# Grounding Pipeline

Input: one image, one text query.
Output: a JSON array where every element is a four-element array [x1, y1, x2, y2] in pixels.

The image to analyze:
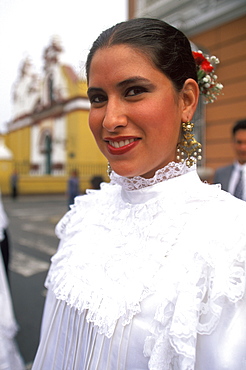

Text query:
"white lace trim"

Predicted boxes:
[[110, 161, 192, 190], [48, 169, 246, 370]]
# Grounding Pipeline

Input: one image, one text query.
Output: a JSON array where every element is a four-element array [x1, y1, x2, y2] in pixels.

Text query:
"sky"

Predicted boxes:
[[0, 0, 128, 131]]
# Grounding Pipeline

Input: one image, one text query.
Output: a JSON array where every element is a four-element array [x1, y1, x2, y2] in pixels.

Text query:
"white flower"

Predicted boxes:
[[217, 83, 224, 90], [210, 56, 220, 64]]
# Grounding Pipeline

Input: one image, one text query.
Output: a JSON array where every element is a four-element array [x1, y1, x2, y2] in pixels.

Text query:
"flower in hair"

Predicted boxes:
[[193, 51, 223, 104]]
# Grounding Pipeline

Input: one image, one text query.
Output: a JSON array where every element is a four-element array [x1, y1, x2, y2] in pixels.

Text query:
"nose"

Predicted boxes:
[[102, 99, 127, 132]]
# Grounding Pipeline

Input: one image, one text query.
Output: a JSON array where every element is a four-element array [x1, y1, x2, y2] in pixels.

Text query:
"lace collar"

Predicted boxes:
[[110, 161, 194, 191]]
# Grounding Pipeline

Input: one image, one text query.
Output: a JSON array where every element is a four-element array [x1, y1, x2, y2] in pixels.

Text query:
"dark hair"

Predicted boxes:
[[86, 18, 197, 92], [232, 119, 246, 136]]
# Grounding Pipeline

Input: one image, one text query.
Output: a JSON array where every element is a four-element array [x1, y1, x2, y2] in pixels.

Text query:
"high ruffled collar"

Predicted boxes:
[[110, 161, 194, 191]]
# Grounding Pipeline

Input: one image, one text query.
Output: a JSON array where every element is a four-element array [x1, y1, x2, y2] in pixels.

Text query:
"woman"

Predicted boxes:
[[32, 18, 246, 369]]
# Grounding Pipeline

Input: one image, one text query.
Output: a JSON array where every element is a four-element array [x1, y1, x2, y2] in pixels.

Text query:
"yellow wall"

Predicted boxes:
[[0, 160, 13, 194], [1, 127, 30, 194], [67, 111, 105, 163], [5, 126, 30, 167], [19, 175, 67, 194], [61, 66, 88, 98]]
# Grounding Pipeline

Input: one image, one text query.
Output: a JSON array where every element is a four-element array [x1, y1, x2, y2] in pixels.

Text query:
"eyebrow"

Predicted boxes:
[[87, 87, 103, 96], [87, 76, 151, 95], [117, 76, 151, 88]]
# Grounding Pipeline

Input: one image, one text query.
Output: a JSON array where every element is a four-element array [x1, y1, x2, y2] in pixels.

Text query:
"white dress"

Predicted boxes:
[[32, 162, 246, 370], [0, 195, 25, 370]]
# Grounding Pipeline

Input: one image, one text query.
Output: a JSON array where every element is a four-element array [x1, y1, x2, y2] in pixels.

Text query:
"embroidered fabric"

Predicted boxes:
[[48, 165, 246, 370], [110, 160, 192, 190]]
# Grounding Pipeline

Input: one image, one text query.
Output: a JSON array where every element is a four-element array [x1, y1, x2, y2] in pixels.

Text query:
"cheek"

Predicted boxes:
[[89, 111, 100, 138], [88, 111, 108, 156], [144, 101, 179, 135]]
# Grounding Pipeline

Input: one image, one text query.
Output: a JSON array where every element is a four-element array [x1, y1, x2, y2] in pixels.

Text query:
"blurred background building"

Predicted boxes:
[[129, 0, 246, 181], [0, 36, 107, 195]]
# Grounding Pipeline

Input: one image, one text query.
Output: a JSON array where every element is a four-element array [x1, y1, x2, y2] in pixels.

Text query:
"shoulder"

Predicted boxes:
[[183, 179, 246, 247], [214, 164, 234, 177], [196, 182, 246, 222]]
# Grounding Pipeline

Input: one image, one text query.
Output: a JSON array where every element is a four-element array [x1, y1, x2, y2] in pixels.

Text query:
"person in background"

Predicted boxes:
[[0, 192, 10, 279], [90, 175, 104, 190], [67, 169, 80, 208], [33, 18, 246, 370], [214, 119, 246, 200], [10, 170, 19, 200]]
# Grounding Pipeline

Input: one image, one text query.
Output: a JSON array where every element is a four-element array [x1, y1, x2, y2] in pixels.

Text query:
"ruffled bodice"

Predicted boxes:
[[43, 162, 246, 370]]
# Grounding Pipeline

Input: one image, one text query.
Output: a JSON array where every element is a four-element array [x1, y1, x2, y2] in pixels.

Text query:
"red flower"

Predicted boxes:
[[192, 51, 206, 64], [201, 59, 214, 72], [192, 51, 223, 103], [192, 51, 214, 72]]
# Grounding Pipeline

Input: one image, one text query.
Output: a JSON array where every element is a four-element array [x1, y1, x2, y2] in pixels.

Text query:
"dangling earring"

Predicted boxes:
[[107, 162, 112, 177], [176, 121, 202, 168]]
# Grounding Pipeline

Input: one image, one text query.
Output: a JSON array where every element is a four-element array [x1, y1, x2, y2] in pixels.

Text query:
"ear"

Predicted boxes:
[[180, 79, 199, 122]]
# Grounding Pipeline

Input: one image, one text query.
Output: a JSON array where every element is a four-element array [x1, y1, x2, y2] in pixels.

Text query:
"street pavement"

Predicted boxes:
[[2, 194, 68, 369]]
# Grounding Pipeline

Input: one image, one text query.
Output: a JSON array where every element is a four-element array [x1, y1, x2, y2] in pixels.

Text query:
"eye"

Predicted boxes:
[[125, 86, 148, 97], [89, 94, 107, 105]]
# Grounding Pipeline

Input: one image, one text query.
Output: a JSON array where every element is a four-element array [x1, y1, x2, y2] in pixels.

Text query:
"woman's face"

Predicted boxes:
[[87, 45, 189, 178]]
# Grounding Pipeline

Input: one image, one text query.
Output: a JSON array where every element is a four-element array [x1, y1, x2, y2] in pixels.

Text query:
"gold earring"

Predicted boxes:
[[176, 121, 202, 168], [107, 162, 112, 177]]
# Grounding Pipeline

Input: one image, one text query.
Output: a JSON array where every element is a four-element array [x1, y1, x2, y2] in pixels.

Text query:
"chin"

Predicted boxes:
[[110, 164, 141, 178], [112, 166, 157, 179], [113, 169, 139, 178]]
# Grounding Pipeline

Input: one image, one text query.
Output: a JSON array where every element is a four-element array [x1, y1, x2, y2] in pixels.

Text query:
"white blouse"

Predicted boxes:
[[32, 162, 246, 370]]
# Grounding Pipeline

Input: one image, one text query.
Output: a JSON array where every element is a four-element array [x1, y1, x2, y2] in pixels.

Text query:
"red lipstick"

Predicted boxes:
[[104, 137, 140, 155]]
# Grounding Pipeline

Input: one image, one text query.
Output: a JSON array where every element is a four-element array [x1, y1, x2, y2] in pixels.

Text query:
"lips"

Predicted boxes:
[[105, 137, 140, 155]]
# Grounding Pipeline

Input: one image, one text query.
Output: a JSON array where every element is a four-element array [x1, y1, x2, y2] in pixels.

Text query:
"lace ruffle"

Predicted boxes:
[[143, 193, 246, 370], [50, 182, 184, 337], [110, 161, 192, 190], [145, 229, 246, 369], [49, 169, 246, 370]]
